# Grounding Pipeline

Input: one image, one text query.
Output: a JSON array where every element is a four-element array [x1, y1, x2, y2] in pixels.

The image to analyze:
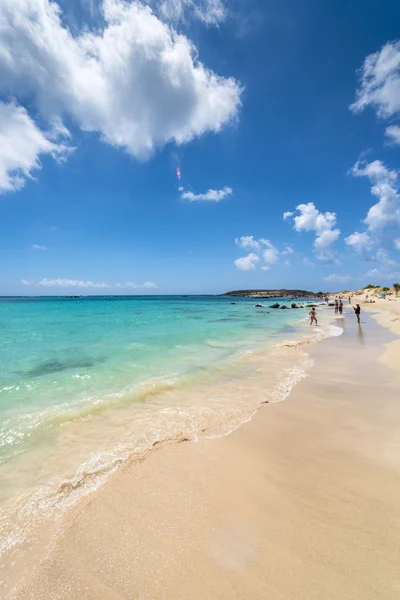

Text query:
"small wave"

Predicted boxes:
[[0, 314, 344, 569]]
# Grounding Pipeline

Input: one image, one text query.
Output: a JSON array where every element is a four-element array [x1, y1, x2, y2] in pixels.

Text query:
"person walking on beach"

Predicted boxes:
[[339, 300, 343, 315], [348, 295, 351, 304], [353, 304, 361, 324], [334, 299, 339, 314], [309, 308, 318, 326]]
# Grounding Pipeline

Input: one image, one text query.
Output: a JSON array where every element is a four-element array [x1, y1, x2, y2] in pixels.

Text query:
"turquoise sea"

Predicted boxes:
[[0, 295, 336, 568]]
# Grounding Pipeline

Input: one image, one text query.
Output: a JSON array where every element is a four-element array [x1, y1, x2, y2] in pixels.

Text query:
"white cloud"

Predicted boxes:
[[314, 228, 340, 252], [386, 124, 400, 145], [21, 278, 157, 289], [36, 279, 110, 288], [375, 248, 397, 267], [351, 158, 400, 231], [262, 242, 279, 265], [234, 253, 259, 271], [323, 274, 351, 283], [0, 0, 241, 182], [283, 260, 291, 267], [0, 102, 71, 193], [394, 238, 400, 250], [351, 40, 400, 119], [345, 231, 373, 254], [116, 281, 158, 289], [365, 266, 400, 281], [234, 237, 290, 271], [235, 235, 261, 251], [292, 202, 337, 234], [158, 0, 225, 25], [286, 202, 340, 261], [182, 186, 232, 202], [31, 244, 48, 251], [283, 211, 293, 220], [346, 159, 400, 265]]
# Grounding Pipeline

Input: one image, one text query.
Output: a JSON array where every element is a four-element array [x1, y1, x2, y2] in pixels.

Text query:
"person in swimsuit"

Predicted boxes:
[[309, 308, 318, 326], [353, 304, 361, 323], [339, 300, 343, 315], [334, 299, 339, 314]]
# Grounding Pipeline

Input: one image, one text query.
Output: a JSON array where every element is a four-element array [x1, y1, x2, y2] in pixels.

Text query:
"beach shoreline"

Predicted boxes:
[[5, 300, 400, 599]]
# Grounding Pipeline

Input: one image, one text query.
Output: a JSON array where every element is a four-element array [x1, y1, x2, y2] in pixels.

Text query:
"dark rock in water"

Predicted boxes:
[[328, 303, 335, 306], [230, 302, 236, 304], [280, 305, 288, 309], [291, 303, 299, 308], [306, 304, 317, 308], [254, 304, 263, 308], [270, 303, 280, 308]]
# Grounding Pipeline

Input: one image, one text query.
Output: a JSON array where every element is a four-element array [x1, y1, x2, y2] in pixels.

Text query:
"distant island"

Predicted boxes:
[[222, 289, 318, 298]]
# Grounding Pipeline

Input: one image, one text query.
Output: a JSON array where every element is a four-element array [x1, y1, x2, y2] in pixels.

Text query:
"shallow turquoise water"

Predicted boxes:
[[1, 294, 328, 561], [0, 295, 307, 466]]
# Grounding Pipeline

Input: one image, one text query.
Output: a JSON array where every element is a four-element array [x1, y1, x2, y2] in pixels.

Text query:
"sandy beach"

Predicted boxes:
[[8, 300, 400, 600]]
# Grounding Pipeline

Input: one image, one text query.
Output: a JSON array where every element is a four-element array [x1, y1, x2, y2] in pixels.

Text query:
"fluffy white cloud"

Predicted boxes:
[[285, 202, 340, 261], [283, 211, 293, 220], [31, 244, 48, 250], [386, 124, 400, 145], [314, 228, 340, 252], [158, 0, 225, 24], [0, 102, 71, 193], [262, 242, 279, 265], [351, 40, 400, 119], [345, 231, 373, 254], [351, 158, 400, 231], [234, 253, 259, 271], [324, 274, 351, 283], [394, 238, 400, 250], [21, 278, 157, 288], [346, 159, 400, 265], [292, 202, 337, 234], [234, 237, 290, 271], [181, 186, 232, 202], [234, 235, 261, 251], [0, 0, 241, 179]]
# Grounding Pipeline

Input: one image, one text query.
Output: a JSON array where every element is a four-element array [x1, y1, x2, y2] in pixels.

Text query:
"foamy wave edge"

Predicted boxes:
[[0, 319, 343, 562]]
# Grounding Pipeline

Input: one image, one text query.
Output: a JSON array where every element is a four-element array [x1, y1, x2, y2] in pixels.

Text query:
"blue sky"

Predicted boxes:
[[1, 0, 400, 295]]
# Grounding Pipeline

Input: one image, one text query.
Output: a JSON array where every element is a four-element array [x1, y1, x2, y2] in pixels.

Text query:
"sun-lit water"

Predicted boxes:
[[0, 294, 338, 569]]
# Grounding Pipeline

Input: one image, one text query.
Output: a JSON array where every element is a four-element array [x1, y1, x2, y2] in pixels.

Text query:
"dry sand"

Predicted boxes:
[[10, 304, 400, 600]]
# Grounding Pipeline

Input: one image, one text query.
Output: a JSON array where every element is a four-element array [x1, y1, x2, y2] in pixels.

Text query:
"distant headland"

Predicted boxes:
[[222, 289, 317, 298]]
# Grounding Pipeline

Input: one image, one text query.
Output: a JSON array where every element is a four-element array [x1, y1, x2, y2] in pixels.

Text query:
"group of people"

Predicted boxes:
[[334, 298, 344, 315], [308, 297, 361, 326]]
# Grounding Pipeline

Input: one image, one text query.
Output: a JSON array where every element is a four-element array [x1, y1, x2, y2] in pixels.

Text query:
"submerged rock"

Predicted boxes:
[[291, 303, 299, 308], [280, 305, 288, 309], [270, 303, 280, 308]]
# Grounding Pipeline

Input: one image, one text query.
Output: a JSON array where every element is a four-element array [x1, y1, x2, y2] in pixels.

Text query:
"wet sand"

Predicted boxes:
[[9, 306, 400, 599]]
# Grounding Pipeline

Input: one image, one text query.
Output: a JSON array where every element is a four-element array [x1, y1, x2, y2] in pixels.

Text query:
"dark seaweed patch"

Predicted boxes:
[[23, 358, 97, 377]]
